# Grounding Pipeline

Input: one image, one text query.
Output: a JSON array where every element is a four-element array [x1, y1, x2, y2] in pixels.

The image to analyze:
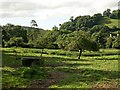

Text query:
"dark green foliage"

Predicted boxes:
[[14, 67, 47, 80], [112, 37, 120, 49], [109, 9, 120, 19], [90, 25, 109, 33], [103, 9, 111, 17], [9, 67, 47, 82], [75, 15, 94, 29], [106, 37, 113, 48], [5, 37, 24, 47], [92, 31, 108, 48], [92, 13, 103, 25], [52, 25, 59, 31], [59, 21, 75, 31], [2, 24, 28, 42], [30, 20, 38, 27]]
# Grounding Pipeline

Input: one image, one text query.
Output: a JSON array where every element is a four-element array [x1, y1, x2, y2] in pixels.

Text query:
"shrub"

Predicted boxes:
[[14, 67, 47, 80]]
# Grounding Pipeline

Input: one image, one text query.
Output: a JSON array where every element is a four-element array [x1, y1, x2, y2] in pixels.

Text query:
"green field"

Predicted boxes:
[[105, 19, 119, 28], [1, 47, 120, 89], [100, 17, 119, 28]]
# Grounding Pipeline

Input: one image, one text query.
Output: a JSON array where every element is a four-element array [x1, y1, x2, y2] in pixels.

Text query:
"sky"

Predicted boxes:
[[0, 0, 119, 30]]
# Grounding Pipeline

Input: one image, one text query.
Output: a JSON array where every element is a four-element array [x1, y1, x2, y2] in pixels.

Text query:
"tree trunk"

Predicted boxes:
[[40, 49, 43, 59], [78, 49, 82, 59]]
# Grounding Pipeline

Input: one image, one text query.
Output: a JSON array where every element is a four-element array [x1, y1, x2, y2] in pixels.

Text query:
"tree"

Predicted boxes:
[[109, 9, 120, 19], [75, 15, 94, 29], [103, 9, 111, 17], [52, 25, 58, 31], [92, 13, 103, 25], [69, 16, 74, 22], [1, 24, 28, 47], [5, 37, 24, 47], [106, 37, 113, 48], [30, 20, 38, 27], [59, 21, 75, 31], [57, 31, 99, 59]]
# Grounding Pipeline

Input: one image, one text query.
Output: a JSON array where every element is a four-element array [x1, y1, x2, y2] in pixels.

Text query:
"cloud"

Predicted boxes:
[[0, 0, 119, 19], [0, 0, 92, 11]]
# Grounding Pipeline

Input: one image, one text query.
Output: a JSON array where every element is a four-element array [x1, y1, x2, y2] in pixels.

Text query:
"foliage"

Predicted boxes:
[[63, 31, 99, 51], [109, 9, 120, 19], [5, 37, 24, 47], [90, 25, 109, 33], [52, 25, 59, 31], [106, 37, 113, 48], [1, 9, 120, 50], [112, 37, 120, 49], [56, 30, 99, 59], [2, 24, 28, 42], [34, 30, 60, 49], [14, 67, 47, 80], [103, 9, 111, 17], [91, 31, 108, 48], [30, 20, 38, 27]]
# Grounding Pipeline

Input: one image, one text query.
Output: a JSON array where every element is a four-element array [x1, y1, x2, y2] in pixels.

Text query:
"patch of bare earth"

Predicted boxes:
[[29, 71, 67, 89], [92, 81, 119, 90]]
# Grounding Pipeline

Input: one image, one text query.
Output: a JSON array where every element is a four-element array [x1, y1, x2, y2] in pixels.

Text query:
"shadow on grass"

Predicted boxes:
[[2, 51, 119, 88], [42, 56, 92, 67], [2, 53, 22, 68], [100, 17, 112, 25], [43, 56, 91, 62], [95, 58, 119, 60]]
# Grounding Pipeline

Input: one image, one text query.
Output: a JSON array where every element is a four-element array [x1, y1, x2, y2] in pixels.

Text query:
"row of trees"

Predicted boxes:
[[103, 9, 120, 19], [57, 9, 120, 33], [1, 9, 120, 59], [2, 24, 119, 48]]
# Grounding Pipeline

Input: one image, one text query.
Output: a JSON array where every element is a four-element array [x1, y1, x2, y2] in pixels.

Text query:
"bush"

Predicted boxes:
[[5, 37, 24, 47], [14, 67, 47, 80]]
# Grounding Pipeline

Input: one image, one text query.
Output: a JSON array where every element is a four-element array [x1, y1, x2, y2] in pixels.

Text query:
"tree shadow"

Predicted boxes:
[[2, 51, 94, 68], [43, 56, 91, 62], [95, 58, 119, 60], [101, 17, 111, 24], [42, 56, 92, 67], [2, 50, 119, 88]]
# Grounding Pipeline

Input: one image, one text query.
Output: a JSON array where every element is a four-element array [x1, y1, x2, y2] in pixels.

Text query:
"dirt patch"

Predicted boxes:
[[29, 71, 67, 88], [92, 81, 119, 90]]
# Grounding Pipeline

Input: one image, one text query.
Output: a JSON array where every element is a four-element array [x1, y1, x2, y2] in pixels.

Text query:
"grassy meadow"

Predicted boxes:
[[1, 47, 120, 89], [100, 17, 119, 28]]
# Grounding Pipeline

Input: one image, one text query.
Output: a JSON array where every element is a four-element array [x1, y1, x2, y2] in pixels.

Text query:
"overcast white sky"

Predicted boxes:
[[0, 0, 119, 29]]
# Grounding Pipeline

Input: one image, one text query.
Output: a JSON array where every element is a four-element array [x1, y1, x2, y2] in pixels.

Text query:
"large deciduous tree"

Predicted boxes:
[[57, 31, 99, 59]]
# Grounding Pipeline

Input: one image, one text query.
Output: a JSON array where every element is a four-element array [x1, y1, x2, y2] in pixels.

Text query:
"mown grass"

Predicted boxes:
[[1, 47, 119, 57], [105, 18, 119, 28], [1, 47, 119, 88], [98, 17, 119, 28]]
